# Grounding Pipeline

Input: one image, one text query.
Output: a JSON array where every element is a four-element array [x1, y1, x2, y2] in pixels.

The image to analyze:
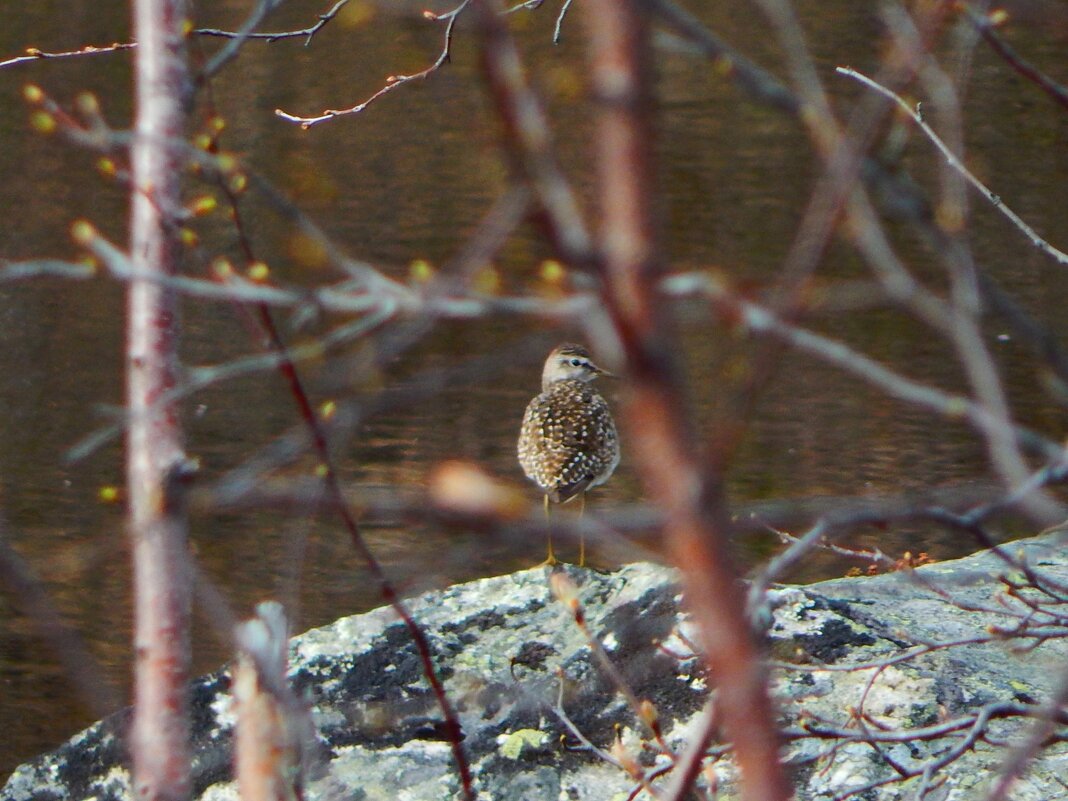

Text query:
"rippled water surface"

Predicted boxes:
[[2, 0, 1068, 778]]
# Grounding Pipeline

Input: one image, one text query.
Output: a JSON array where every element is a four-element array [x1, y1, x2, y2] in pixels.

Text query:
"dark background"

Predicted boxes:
[[2, 0, 1067, 777]]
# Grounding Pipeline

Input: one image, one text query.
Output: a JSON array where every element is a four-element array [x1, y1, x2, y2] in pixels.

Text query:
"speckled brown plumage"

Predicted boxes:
[[517, 344, 620, 504]]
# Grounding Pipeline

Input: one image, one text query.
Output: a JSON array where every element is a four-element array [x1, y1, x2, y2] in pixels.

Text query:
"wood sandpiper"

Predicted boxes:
[[517, 343, 620, 565]]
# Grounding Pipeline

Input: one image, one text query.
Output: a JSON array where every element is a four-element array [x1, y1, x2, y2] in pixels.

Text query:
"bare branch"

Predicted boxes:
[[987, 665, 1068, 801], [195, 0, 353, 45], [0, 42, 135, 70], [471, 0, 596, 268], [838, 66, 1068, 267], [0, 519, 122, 717], [233, 602, 310, 801], [553, 0, 575, 43], [662, 272, 1063, 463], [0, 259, 97, 281], [200, 0, 287, 79], [581, 3, 789, 801], [962, 3, 1068, 113], [644, 0, 798, 112], [276, 1, 470, 127]]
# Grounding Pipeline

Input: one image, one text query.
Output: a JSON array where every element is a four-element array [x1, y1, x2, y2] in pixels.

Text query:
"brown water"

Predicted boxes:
[[3, 0, 1068, 779]]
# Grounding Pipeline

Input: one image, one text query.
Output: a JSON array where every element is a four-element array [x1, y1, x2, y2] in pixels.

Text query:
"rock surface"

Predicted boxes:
[[4, 534, 1068, 800]]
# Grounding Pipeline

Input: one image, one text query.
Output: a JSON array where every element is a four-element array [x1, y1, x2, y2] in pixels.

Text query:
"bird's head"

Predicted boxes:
[[542, 344, 612, 389]]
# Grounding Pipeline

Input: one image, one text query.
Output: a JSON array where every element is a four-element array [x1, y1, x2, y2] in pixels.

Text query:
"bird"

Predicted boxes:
[[517, 343, 620, 566]]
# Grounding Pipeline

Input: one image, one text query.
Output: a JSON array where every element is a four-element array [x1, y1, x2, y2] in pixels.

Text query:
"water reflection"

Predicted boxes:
[[3, 0, 1068, 780]]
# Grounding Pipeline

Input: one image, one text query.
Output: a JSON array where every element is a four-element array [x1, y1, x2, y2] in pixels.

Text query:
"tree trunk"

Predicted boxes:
[[126, 1, 193, 799]]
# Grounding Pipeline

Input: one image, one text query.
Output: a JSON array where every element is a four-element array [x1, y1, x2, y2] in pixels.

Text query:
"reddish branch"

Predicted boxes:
[[250, 306, 475, 800], [193, 75, 473, 794], [580, 3, 789, 801], [962, 4, 1068, 113], [125, 1, 195, 800]]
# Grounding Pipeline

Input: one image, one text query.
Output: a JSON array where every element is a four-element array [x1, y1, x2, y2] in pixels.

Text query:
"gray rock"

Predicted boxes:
[[5, 535, 1068, 800]]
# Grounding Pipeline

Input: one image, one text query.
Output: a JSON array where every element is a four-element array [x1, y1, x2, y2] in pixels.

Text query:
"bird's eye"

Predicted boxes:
[[570, 359, 582, 366]]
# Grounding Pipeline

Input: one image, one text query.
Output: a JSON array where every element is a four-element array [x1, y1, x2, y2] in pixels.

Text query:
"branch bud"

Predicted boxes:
[[188, 195, 218, 217], [70, 220, 97, 245], [75, 92, 100, 118], [228, 172, 248, 194], [638, 699, 659, 729], [30, 111, 56, 134], [989, 9, 1009, 26], [409, 258, 433, 284]]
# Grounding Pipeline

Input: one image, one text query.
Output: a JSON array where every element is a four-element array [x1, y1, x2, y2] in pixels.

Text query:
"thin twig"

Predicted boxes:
[[0, 520, 122, 716], [838, 66, 1068, 267], [276, 1, 470, 127], [0, 42, 135, 70], [962, 3, 1068, 113], [661, 272, 1062, 462], [553, 0, 575, 43], [0, 259, 98, 281], [195, 0, 352, 45], [200, 0, 287, 79], [472, 0, 595, 268]]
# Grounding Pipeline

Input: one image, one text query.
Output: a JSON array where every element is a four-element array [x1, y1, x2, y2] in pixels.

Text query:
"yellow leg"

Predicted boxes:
[[540, 493, 557, 566], [578, 493, 586, 567]]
